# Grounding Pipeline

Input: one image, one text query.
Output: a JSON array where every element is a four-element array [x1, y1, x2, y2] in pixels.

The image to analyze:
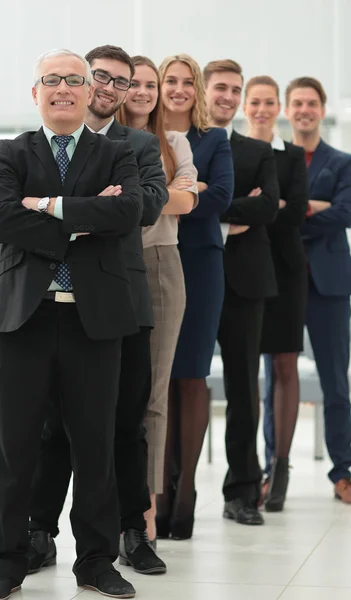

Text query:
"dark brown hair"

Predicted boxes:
[[118, 55, 176, 182], [285, 77, 327, 106], [203, 59, 243, 87], [244, 75, 280, 102], [85, 45, 135, 78]]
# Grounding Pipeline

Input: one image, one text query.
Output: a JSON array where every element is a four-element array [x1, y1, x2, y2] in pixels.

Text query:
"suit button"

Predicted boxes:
[[49, 263, 57, 270]]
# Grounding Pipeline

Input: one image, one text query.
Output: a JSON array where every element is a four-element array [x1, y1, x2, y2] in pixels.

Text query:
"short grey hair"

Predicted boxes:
[[34, 48, 92, 86]]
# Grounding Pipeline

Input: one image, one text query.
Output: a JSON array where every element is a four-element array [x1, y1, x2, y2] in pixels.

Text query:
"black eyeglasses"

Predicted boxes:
[[91, 70, 131, 91], [37, 74, 87, 87]]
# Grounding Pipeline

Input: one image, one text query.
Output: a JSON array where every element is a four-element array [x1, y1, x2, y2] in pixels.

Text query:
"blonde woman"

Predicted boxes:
[[119, 55, 198, 548], [156, 54, 234, 539]]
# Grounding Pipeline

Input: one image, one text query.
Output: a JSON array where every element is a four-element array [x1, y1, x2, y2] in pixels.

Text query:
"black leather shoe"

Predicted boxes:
[[119, 529, 166, 574], [77, 567, 135, 598], [0, 579, 21, 600], [27, 530, 57, 574], [223, 499, 264, 525]]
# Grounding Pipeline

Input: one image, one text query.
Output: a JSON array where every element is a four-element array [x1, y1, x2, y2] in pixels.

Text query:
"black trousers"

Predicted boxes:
[[0, 301, 121, 583], [217, 280, 264, 504], [29, 326, 152, 540]]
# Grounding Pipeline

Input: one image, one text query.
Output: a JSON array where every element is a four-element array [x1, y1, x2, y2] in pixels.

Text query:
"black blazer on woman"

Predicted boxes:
[[221, 130, 279, 299], [268, 141, 308, 270]]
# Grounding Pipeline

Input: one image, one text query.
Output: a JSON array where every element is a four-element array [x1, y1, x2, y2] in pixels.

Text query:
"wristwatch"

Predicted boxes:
[[37, 197, 50, 213]]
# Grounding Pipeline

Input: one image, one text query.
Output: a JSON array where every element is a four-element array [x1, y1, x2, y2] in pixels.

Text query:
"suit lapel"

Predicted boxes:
[[63, 126, 97, 196], [308, 139, 330, 191], [31, 128, 62, 193], [187, 125, 203, 151], [229, 129, 243, 162], [106, 119, 127, 141]]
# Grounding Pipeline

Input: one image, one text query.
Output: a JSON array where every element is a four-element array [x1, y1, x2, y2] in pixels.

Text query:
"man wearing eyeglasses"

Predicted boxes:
[[0, 48, 144, 599], [27, 45, 168, 581]]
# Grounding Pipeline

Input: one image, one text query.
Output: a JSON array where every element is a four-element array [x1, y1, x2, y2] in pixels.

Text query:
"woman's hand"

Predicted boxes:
[[168, 176, 193, 191], [228, 225, 250, 235], [197, 181, 208, 193]]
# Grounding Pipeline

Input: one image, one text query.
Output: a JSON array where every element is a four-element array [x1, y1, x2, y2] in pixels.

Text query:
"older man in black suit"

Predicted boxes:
[[27, 46, 168, 579], [0, 48, 142, 599]]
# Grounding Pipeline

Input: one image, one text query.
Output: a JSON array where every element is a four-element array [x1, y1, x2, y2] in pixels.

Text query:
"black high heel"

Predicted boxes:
[[156, 486, 176, 539], [170, 491, 197, 540], [264, 457, 289, 512]]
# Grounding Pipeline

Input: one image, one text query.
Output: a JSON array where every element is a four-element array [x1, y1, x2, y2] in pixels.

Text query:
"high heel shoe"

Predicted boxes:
[[170, 491, 197, 540], [156, 486, 176, 539], [264, 457, 289, 512]]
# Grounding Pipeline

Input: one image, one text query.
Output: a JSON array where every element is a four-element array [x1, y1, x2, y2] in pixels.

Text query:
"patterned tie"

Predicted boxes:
[[53, 135, 73, 290]]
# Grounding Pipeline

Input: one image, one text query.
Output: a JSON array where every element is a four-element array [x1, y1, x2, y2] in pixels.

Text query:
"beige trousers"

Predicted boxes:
[[143, 245, 186, 494]]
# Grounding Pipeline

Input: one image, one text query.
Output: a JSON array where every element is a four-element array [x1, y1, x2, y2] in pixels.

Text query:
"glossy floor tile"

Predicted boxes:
[[15, 406, 351, 599]]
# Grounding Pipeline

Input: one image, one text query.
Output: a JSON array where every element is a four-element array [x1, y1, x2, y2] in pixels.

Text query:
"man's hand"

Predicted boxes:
[[228, 224, 250, 235], [98, 185, 123, 197], [248, 187, 262, 197], [308, 200, 331, 216], [197, 181, 208, 193], [22, 197, 42, 211], [22, 196, 57, 215], [168, 176, 193, 190], [279, 199, 287, 209]]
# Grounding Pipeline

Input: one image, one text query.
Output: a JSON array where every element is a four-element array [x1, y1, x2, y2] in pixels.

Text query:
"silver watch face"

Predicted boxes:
[[38, 197, 50, 212]]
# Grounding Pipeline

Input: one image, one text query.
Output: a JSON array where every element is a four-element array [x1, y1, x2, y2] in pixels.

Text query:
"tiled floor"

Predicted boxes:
[[15, 406, 351, 599]]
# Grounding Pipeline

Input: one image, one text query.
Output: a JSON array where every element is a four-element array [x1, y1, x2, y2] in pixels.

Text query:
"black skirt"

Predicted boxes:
[[260, 257, 308, 354]]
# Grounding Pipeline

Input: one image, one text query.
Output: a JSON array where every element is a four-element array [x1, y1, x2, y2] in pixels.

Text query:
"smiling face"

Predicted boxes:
[[205, 71, 242, 126], [161, 62, 196, 116], [124, 64, 158, 120], [88, 58, 132, 120], [32, 54, 93, 134], [285, 87, 325, 135], [244, 84, 280, 136]]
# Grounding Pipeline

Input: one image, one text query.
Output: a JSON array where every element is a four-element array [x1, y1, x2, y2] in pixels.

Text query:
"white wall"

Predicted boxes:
[[0, 0, 349, 131]]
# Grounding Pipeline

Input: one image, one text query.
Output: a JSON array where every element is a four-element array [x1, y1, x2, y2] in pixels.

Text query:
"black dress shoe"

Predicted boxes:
[[0, 579, 21, 600], [119, 529, 166, 574], [223, 499, 264, 525], [77, 567, 135, 598], [27, 530, 57, 574], [265, 457, 289, 512]]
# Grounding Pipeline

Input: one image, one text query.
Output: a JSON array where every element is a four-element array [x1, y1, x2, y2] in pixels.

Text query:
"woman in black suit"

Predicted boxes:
[[243, 76, 308, 511]]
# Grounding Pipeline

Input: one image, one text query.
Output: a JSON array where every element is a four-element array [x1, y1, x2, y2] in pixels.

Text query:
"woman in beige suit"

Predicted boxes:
[[119, 55, 198, 542]]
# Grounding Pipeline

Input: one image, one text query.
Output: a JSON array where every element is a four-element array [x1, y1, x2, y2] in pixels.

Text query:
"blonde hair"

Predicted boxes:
[[159, 54, 209, 131]]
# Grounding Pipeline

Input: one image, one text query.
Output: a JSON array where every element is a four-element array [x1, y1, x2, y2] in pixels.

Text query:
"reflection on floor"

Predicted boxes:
[[19, 406, 351, 599]]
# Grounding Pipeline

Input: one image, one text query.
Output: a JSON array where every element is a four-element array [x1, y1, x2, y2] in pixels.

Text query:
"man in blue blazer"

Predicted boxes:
[[264, 77, 351, 504]]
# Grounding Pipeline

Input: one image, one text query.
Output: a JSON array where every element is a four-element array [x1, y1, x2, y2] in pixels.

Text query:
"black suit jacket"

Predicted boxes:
[[107, 120, 168, 327], [268, 142, 308, 271], [0, 126, 143, 339], [221, 131, 279, 299]]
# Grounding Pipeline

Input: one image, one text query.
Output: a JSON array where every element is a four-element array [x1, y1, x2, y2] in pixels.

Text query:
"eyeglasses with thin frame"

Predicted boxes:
[[37, 74, 88, 87], [91, 69, 131, 91]]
